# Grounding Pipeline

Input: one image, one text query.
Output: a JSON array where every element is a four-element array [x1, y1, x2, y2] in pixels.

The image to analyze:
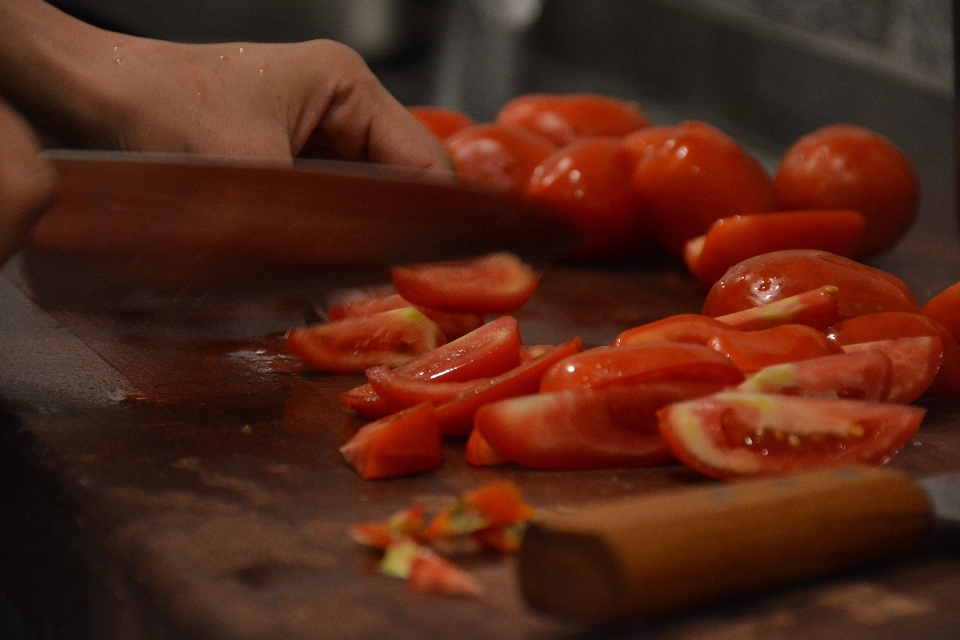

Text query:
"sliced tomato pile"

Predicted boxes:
[[350, 480, 535, 598]]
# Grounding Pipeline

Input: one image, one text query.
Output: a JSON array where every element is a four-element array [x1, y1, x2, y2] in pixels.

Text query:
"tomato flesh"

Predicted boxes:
[[707, 324, 843, 374], [328, 292, 485, 341], [657, 391, 925, 480], [612, 314, 733, 347], [841, 336, 942, 404], [736, 350, 893, 402], [340, 402, 444, 480], [715, 285, 840, 332]]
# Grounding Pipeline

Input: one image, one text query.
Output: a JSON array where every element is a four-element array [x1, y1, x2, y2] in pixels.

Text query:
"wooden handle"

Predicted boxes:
[[518, 466, 934, 622]]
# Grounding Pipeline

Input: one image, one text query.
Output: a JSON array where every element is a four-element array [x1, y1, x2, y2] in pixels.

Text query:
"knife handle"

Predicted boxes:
[[518, 466, 933, 622]]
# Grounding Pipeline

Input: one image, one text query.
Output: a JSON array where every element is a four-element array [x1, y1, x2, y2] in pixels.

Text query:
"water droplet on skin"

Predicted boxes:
[[219, 54, 229, 62], [239, 47, 244, 54], [113, 57, 123, 65]]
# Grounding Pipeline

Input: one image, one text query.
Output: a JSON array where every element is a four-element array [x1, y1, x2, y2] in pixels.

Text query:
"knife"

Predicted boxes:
[[22, 150, 578, 304], [518, 466, 957, 623]]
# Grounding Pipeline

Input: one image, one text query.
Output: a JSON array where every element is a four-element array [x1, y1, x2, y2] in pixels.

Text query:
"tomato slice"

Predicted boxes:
[[612, 314, 733, 347], [339, 402, 444, 480], [684, 210, 866, 287], [842, 336, 942, 404], [715, 285, 840, 332], [539, 343, 744, 392], [390, 252, 541, 314], [328, 292, 485, 341], [434, 337, 583, 436], [464, 427, 509, 467], [922, 280, 960, 345], [707, 324, 843, 374], [339, 382, 395, 420], [365, 365, 479, 410], [657, 391, 926, 479], [475, 380, 726, 471], [736, 350, 893, 401], [287, 307, 446, 374]]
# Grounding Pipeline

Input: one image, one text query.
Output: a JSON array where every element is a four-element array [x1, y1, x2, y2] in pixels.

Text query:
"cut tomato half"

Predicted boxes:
[[715, 285, 840, 332], [657, 391, 925, 480], [340, 402, 444, 480], [390, 252, 541, 314], [287, 307, 446, 374]]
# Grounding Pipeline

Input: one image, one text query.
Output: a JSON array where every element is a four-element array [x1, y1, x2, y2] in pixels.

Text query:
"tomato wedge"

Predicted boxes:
[[339, 383, 395, 420], [657, 391, 925, 480], [922, 280, 960, 344], [339, 402, 444, 480], [539, 343, 744, 392], [707, 324, 843, 374], [683, 210, 866, 287], [475, 380, 726, 471], [328, 292, 485, 341], [612, 314, 733, 347], [736, 350, 893, 401], [464, 427, 509, 466], [715, 285, 840, 332], [287, 307, 446, 374], [841, 336, 942, 404], [365, 365, 479, 410], [390, 252, 541, 314]]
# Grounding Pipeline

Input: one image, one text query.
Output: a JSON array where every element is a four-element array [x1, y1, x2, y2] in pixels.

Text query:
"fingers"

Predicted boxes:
[[0, 99, 59, 265]]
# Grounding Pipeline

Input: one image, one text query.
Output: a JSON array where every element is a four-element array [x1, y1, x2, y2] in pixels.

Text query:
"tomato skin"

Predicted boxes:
[[736, 350, 893, 402], [702, 250, 920, 320], [922, 280, 960, 344], [715, 285, 840, 332], [339, 402, 444, 480], [496, 93, 650, 147], [539, 343, 744, 392], [327, 293, 485, 341], [842, 336, 942, 404], [443, 123, 557, 196], [390, 252, 541, 315], [612, 314, 734, 347], [525, 137, 648, 262], [684, 210, 866, 288], [707, 324, 843, 374], [464, 428, 509, 466], [774, 124, 919, 259], [286, 307, 446, 374], [475, 380, 725, 471], [339, 383, 395, 419], [657, 391, 925, 480], [408, 105, 475, 141], [630, 121, 778, 257]]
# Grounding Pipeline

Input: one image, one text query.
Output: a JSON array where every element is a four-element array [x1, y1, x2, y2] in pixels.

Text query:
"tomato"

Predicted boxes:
[[922, 280, 960, 344], [475, 380, 725, 471], [657, 391, 925, 480], [390, 252, 541, 314], [339, 402, 444, 480], [702, 250, 920, 319], [774, 124, 919, 259], [525, 137, 648, 262], [407, 545, 483, 598], [630, 121, 778, 257], [736, 350, 893, 402], [434, 337, 583, 436], [496, 93, 650, 147], [287, 307, 446, 374], [707, 324, 843, 374], [424, 481, 534, 537], [408, 105, 475, 141], [365, 366, 478, 410], [443, 123, 557, 196], [464, 427, 508, 466], [684, 210, 866, 288], [842, 337, 942, 404], [350, 502, 427, 550], [339, 383, 395, 419], [327, 293, 485, 341], [539, 343, 744, 392], [715, 285, 840, 332], [612, 314, 734, 347]]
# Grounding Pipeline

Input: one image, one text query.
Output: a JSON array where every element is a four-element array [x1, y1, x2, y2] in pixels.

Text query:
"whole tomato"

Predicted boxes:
[[408, 106, 475, 141], [496, 93, 651, 147], [525, 137, 647, 262], [444, 123, 557, 197], [774, 124, 919, 259], [702, 249, 920, 320], [630, 121, 779, 258]]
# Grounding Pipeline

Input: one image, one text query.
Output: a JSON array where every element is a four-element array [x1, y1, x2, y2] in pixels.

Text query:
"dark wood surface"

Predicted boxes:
[[3, 222, 960, 639]]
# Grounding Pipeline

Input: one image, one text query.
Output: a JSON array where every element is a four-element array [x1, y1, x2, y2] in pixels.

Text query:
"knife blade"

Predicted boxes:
[[22, 150, 579, 305], [518, 466, 952, 623]]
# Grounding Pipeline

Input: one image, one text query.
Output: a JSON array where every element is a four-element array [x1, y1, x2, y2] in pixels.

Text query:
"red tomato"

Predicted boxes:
[[339, 402, 444, 480], [922, 280, 960, 344], [684, 210, 866, 288], [496, 93, 651, 147], [736, 350, 893, 402], [539, 343, 744, 392], [657, 391, 925, 480], [407, 545, 483, 598], [715, 285, 840, 332], [339, 383, 394, 419], [525, 137, 648, 262], [842, 336, 942, 404], [774, 124, 919, 259], [707, 324, 843, 374], [424, 481, 534, 535], [390, 252, 541, 314], [365, 366, 478, 410], [286, 307, 446, 374], [434, 337, 583, 436], [408, 105, 475, 141], [630, 121, 778, 257], [612, 314, 734, 347], [702, 250, 920, 319], [443, 123, 557, 196], [464, 427, 509, 467], [327, 293, 485, 341], [475, 380, 725, 471]]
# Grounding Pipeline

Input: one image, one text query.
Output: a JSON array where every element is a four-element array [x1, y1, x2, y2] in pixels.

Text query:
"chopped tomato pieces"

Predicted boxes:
[[340, 402, 444, 480]]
